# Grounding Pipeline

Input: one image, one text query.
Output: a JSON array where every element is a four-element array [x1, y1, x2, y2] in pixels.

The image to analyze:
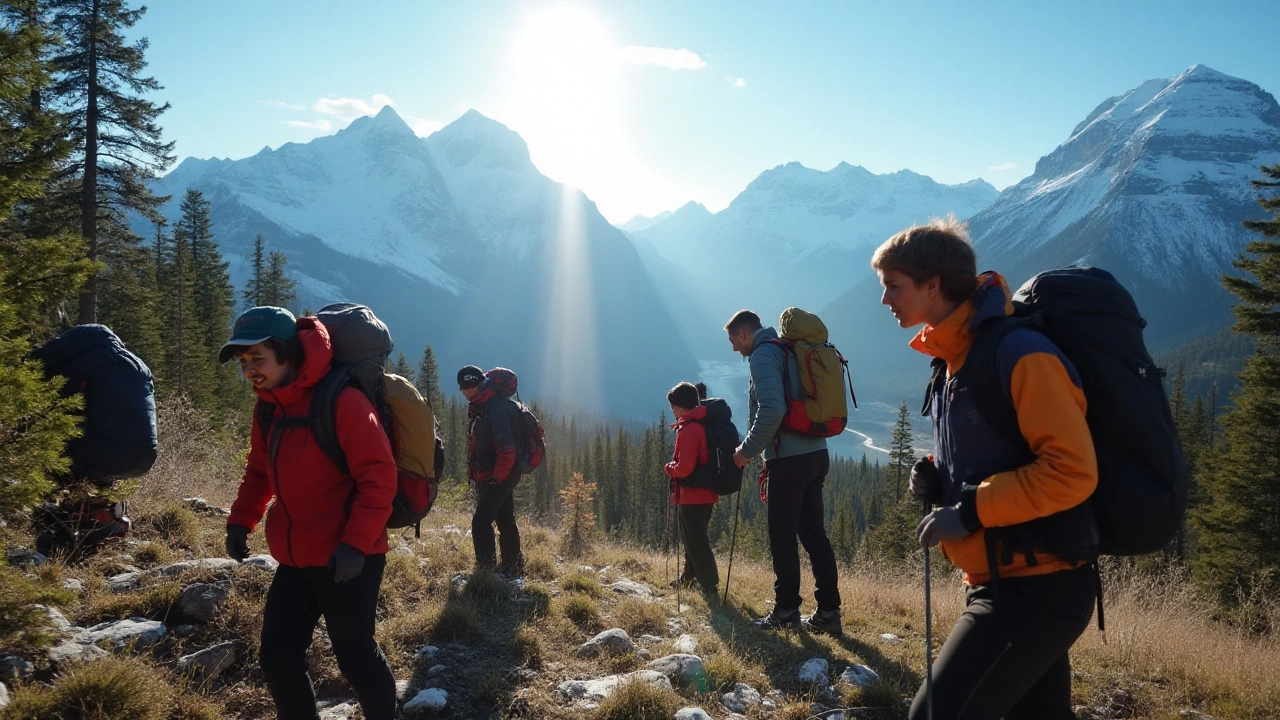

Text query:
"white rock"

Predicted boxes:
[[75, 617, 166, 649], [426, 664, 446, 677], [799, 657, 829, 686], [107, 571, 145, 592], [177, 642, 237, 680], [179, 582, 231, 622], [635, 648, 651, 660], [183, 497, 230, 516], [0, 681, 8, 709], [606, 579, 653, 598], [556, 670, 672, 700], [673, 633, 699, 653], [721, 682, 762, 713], [726, 715, 749, 720], [647, 653, 705, 688], [318, 701, 358, 720], [156, 558, 239, 578], [47, 640, 107, 666], [638, 634, 663, 644], [879, 632, 903, 644], [404, 688, 448, 712], [839, 664, 881, 688], [0, 656, 33, 681], [172, 623, 201, 637], [576, 628, 634, 659], [675, 708, 713, 720], [32, 604, 73, 632], [242, 555, 278, 571], [61, 578, 85, 593], [413, 645, 439, 663]]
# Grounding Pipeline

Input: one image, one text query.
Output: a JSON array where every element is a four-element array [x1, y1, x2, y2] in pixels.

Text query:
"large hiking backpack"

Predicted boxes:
[[32, 324, 157, 485], [679, 397, 743, 496], [255, 303, 444, 532], [966, 267, 1188, 556], [483, 368, 546, 473], [767, 308, 857, 438]]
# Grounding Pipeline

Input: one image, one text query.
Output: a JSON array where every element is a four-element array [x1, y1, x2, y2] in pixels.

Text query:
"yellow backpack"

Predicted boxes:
[[773, 308, 857, 437]]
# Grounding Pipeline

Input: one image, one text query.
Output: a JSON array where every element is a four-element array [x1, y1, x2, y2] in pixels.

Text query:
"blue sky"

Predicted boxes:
[[138, 1, 1280, 223]]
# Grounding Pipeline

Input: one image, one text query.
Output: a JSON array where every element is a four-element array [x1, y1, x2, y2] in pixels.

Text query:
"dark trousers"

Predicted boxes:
[[472, 474, 522, 571], [260, 554, 395, 720], [765, 449, 840, 611], [908, 564, 1097, 720], [678, 502, 719, 592]]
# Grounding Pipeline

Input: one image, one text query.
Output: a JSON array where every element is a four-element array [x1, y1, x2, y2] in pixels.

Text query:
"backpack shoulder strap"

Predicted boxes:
[[964, 316, 1035, 448], [308, 367, 355, 476], [254, 398, 276, 447]]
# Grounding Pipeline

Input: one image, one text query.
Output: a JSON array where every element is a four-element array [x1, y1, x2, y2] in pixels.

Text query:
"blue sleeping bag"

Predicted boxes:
[[32, 324, 158, 484]]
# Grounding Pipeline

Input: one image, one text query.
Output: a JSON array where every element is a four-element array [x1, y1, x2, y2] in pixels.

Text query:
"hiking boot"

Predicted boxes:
[[753, 607, 801, 630], [802, 608, 843, 637], [668, 576, 697, 590]]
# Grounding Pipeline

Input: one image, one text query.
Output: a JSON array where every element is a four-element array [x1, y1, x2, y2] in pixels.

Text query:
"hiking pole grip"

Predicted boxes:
[[922, 498, 934, 720]]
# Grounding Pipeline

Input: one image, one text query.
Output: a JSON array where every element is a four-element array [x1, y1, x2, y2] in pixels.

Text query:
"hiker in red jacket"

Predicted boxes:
[[460, 365, 525, 576], [664, 381, 720, 596], [220, 306, 398, 720]]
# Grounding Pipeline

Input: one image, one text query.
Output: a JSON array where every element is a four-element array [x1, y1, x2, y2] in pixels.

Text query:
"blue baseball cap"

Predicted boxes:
[[218, 307, 298, 364]]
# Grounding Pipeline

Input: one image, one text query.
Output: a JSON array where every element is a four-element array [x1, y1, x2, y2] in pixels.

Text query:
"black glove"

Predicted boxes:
[[909, 457, 943, 507], [225, 525, 251, 562], [916, 507, 973, 548], [328, 543, 365, 583]]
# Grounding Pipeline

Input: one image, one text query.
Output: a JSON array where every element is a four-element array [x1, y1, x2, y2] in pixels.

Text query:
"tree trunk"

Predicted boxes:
[[77, 0, 100, 324]]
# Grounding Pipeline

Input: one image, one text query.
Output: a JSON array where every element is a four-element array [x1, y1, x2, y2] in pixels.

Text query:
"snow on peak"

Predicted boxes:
[[425, 109, 534, 173]]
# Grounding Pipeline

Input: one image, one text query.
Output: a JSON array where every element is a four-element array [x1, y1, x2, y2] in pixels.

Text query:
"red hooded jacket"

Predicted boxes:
[[665, 405, 719, 505], [227, 317, 398, 567]]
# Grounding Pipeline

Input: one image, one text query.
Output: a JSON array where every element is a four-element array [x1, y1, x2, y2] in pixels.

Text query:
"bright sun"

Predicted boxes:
[[501, 4, 659, 221]]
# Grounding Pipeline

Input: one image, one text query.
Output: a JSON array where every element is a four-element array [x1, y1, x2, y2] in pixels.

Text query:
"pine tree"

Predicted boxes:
[[415, 344, 444, 411], [391, 351, 415, 383], [0, 5, 95, 517], [178, 189, 232, 354], [559, 471, 597, 558], [153, 219, 206, 402], [888, 399, 915, 502], [260, 249, 296, 310], [49, 0, 174, 324], [241, 233, 265, 309], [1192, 164, 1280, 605]]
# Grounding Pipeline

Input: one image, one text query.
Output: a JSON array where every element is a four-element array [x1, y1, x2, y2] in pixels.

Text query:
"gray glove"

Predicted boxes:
[[916, 507, 973, 548], [225, 525, 250, 562], [328, 543, 365, 583], [909, 457, 943, 507]]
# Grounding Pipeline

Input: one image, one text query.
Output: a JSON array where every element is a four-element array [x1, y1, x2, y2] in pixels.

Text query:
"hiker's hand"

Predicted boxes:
[[733, 450, 750, 468], [328, 543, 365, 582], [909, 458, 943, 506], [916, 507, 971, 548], [225, 525, 251, 562]]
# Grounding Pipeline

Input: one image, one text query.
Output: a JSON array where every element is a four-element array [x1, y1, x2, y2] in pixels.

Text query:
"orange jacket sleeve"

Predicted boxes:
[[333, 388, 398, 553], [974, 352, 1098, 528]]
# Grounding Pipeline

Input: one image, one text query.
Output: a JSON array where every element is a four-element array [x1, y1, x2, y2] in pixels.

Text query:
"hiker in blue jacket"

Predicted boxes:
[[726, 310, 843, 635]]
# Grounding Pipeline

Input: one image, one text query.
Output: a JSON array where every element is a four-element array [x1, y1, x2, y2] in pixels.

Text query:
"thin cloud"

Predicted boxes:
[[403, 114, 444, 137], [286, 119, 333, 131], [988, 162, 1018, 172], [265, 100, 307, 110], [314, 93, 395, 120], [620, 46, 706, 70], [732, 77, 747, 88]]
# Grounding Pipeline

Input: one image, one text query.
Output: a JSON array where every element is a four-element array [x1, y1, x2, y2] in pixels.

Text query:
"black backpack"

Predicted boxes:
[[679, 397, 744, 496], [32, 325, 158, 485], [966, 267, 1188, 557], [255, 304, 444, 534]]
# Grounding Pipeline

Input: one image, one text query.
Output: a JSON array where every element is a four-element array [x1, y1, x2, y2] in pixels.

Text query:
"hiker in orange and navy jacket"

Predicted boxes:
[[220, 306, 398, 720], [664, 381, 719, 596], [873, 219, 1099, 720]]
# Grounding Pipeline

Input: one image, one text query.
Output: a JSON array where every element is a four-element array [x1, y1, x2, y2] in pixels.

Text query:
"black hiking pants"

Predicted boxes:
[[908, 564, 1096, 720], [260, 554, 396, 720], [472, 473, 523, 572], [765, 449, 840, 611], [678, 502, 719, 593]]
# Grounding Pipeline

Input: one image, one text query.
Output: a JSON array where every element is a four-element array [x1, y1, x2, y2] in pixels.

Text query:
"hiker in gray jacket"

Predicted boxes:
[[727, 309, 843, 635]]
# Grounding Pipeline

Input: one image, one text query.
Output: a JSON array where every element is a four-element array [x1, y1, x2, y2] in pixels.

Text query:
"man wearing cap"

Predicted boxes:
[[221, 306, 399, 720], [459, 365, 524, 576]]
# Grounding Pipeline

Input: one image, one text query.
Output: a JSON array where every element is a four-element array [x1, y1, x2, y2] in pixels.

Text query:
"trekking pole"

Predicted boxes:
[[664, 490, 673, 591], [675, 497, 683, 613], [922, 499, 934, 720], [722, 475, 743, 606]]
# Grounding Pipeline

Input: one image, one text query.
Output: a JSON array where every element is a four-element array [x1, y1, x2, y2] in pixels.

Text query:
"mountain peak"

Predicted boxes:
[[424, 109, 534, 173]]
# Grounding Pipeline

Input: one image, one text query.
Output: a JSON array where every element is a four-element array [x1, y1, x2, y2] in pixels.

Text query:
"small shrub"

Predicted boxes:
[[843, 679, 902, 709], [615, 597, 665, 637], [559, 472, 597, 558], [473, 674, 510, 713], [149, 504, 200, 548], [133, 541, 172, 566], [607, 652, 642, 674], [593, 679, 680, 720], [526, 528, 550, 547], [524, 551, 557, 581], [560, 570, 602, 597], [520, 582, 552, 618], [0, 566, 74, 652], [704, 652, 750, 693], [512, 626, 543, 669], [85, 581, 182, 623], [464, 569, 512, 606], [3, 655, 171, 720], [559, 595, 602, 630], [431, 595, 483, 641], [773, 703, 815, 720]]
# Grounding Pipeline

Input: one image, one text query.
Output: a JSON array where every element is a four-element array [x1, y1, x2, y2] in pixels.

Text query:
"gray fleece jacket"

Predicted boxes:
[[740, 327, 828, 461]]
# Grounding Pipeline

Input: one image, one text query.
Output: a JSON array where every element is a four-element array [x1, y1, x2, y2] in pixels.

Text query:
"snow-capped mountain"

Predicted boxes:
[[821, 65, 1280, 406], [971, 64, 1280, 344], [629, 162, 999, 323], [145, 109, 699, 418]]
